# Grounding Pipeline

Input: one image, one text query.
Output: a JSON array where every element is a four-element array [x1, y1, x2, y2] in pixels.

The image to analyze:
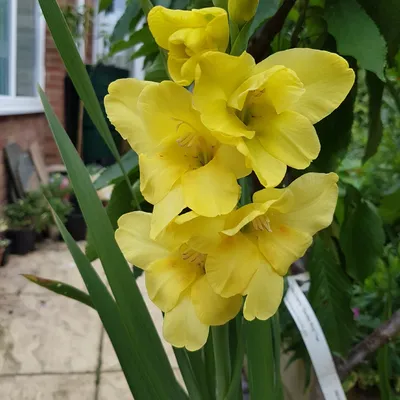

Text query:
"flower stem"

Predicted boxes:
[[225, 316, 245, 400], [212, 325, 231, 400]]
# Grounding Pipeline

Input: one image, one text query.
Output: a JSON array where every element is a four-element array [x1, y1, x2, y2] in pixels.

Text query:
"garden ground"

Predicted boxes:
[[0, 241, 181, 399], [0, 241, 311, 399]]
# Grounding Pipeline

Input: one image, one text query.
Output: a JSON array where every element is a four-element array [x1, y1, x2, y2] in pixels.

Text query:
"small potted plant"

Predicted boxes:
[[0, 238, 11, 267], [3, 191, 46, 255]]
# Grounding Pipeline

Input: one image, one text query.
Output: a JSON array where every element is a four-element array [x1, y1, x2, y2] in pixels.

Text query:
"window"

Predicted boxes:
[[0, 0, 45, 115]]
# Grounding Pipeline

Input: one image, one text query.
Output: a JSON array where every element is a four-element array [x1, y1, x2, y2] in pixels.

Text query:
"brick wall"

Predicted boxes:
[[0, 0, 93, 206]]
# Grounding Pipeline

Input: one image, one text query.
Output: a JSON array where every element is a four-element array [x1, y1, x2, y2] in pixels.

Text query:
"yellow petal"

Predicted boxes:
[[148, 6, 205, 49], [256, 226, 312, 276], [228, 65, 302, 113], [222, 203, 271, 236], [105, 79, 156, 153], [253, 110, 320, 170], [115, 212, 169, 270], [170, 213, 226, 254], [168, 55, 199, 87], [206, 232, 259, 297], [150, 184, 186, 240], [182, 157, 240, 217], [145, 255, 199, 312], [213, 144, 251, 179], [137, 80, 206, 147], [204, 8, 229, 52], [276, 172, 339, 235], [139, 152, 188, 205], [194, 51, 255, 138], [241, 138, 287, 188], [228, 0, 259, 25], [191, 275, 242, 325], [243, 261, 284, 321], [163, 292, 209, 351], [256, 48, 355, 123]]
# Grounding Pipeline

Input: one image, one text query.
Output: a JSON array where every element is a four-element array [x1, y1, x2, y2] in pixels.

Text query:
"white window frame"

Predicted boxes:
[[0, 1, 46, 116]]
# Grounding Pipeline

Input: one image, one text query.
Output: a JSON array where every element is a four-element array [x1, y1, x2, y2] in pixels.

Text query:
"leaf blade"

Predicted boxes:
[[22, 274, 95, 309], [38, 86, 186, 400], [326, 0, 387, 80], [308, 235, 354, 355]]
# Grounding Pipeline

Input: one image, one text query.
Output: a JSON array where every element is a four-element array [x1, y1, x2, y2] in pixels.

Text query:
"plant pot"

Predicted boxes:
[[6, 229, 36, 255], [0, 245, 11, 267], [66, 212, 87, 241]]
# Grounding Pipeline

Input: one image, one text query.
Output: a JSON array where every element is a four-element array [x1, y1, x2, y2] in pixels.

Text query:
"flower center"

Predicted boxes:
[[179, 244, 207, 269], [252, 215, 272, 232], [176, 122, 214, 166]]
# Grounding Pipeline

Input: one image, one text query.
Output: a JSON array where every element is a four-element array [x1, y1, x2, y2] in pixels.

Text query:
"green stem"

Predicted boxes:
[[239, 176, 253, 206], [204, 331, 217, 400], [225, 316, 245, 400], [119, 163, 141, 211], [173, 348, 203, 400], [187, 350, 212, 400], [245, 319, 275, 399], [212, 325, 231, 400], [272, 312, 284, 399]]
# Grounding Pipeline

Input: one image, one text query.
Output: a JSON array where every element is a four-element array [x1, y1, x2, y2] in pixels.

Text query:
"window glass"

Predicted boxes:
[[0, 0, 10, 95], [16, 0, 38, 96]]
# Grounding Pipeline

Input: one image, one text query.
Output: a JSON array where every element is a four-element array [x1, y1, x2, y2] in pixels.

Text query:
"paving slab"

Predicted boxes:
[[98, 369, 184, 400], [0, 294, 101, 374], [0, 373, 95, 400]]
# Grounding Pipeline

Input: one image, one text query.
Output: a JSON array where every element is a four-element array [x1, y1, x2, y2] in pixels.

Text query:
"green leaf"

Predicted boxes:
[[231, 0, 280, 56], [313, 58, 357, 172], [129, 41, 159, 60], [245, 319, 276, 399], [308, 235, 354, 355], [52, 211, 158, 399], [363, 71, 385, 163], [212, 325, 231, 400], [37, 0, 119, 159], [99, 0, 113, 12], [340, 186, 385, 282], [145, 53, 170, 82], [93, 150, 138, 190], [357, 0, 400, 61], [38, 86, 187, 400], [110, 26, 154, 56], [325, 0, 387, 80], [111, 0, 141, 42], [86, 179, 138, 262], [23, 274, 94, 309], [173, 349, 204, 400], [379, 186, 400, 223]]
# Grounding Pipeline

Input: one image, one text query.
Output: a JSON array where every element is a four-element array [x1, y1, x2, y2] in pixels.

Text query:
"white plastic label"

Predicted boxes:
[[284, 275, 346, 400]]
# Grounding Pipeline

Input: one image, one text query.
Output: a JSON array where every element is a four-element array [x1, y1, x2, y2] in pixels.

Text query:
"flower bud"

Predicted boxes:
[[228, 0, 259, 25]]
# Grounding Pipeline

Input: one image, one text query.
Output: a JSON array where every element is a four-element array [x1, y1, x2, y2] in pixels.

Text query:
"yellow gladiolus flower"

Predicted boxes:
[[176, 173, 338, 321], [194, 49, 355, 187], [105, 79, 250, 238], [115, 211, 242, 351], [148, 6, 229, 86], [228, 0, 259, 25]]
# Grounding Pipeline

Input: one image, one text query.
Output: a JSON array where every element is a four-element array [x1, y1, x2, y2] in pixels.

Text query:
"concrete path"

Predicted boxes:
[[0, 241, 180, 399]]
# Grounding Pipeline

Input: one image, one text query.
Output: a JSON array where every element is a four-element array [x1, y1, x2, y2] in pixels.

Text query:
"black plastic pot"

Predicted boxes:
[[7, 229, 36, 255], [0, 245, 11, 267], [66, 212, 87, 241]]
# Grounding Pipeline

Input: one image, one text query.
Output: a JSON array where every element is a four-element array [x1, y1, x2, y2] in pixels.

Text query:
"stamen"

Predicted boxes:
[[177, 132, 197, 147], [180, 244, 207, 268], [252, 215, 272, 232]]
